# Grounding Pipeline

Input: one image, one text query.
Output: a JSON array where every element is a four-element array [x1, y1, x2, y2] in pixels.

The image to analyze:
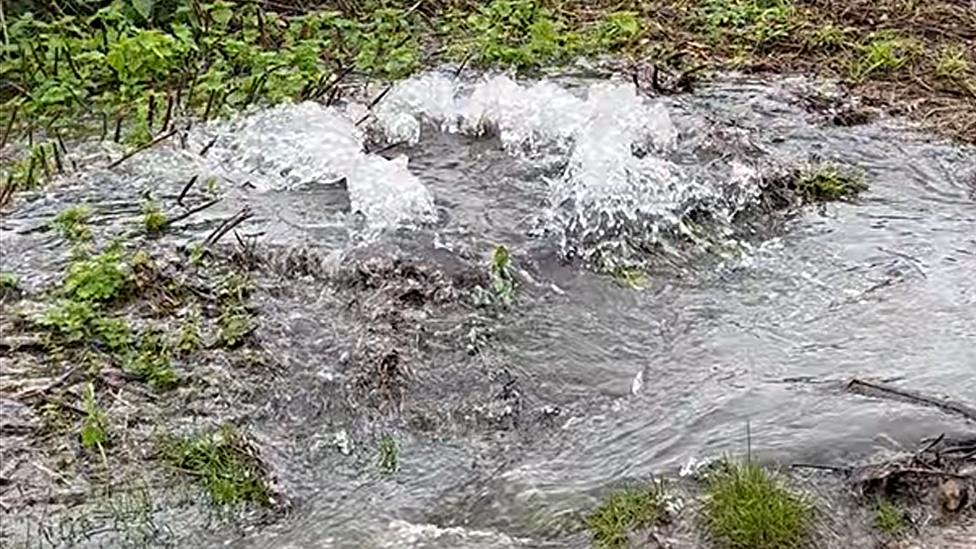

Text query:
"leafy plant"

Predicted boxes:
[[161, 424, 272, 507], [586, 482, 669, 548], [124, 330, 178, 390], [478, 244, 516, 306], [51, 205, 93, 243], [177, 311, 201, 353], [63, 246, 131, 303], [703, 0, 795, 48], [40, 299, 99, 344]]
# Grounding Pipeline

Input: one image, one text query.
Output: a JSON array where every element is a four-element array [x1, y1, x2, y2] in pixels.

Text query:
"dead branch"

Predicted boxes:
[[847, 378, 976, 422]]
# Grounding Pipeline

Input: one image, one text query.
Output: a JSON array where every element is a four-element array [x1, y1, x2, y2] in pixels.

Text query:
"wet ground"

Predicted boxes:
[[1, 71, 974, 547]]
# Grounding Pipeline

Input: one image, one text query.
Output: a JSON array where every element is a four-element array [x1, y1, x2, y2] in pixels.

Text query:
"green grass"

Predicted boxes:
[[795, 165, 868, 202], [586, 482, 669, 548], [51, 206, 93, 243], [703, 461, 813, 549], [935, 45, 971, 81], [80, 382, 108, 452], [161, 424, 272, 507], [873, 499, 905, 536], [378, 435, 399, 475], [703, 0, 796, 48], [852, 34, 916, 80]]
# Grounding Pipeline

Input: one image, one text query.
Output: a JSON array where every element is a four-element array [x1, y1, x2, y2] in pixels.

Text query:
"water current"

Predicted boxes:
[[2, 71, 974, 547]]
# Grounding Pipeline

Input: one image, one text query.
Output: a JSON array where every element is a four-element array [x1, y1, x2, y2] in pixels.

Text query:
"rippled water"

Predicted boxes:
[[2, 72, 975, 548]]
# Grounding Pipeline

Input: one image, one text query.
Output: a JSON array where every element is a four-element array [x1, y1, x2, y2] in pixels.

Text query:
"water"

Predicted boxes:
[[2, 72, 974, 547]]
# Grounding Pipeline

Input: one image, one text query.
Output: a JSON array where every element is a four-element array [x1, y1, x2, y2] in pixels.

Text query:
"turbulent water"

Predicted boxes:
[[2, 71, 975, 547]]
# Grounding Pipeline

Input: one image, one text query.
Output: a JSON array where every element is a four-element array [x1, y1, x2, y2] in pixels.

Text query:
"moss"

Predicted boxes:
[[161, 424, 272, 507], [794, 165, 868, 202], [703, 461, 813, 549], [586, 482, 669, 548]]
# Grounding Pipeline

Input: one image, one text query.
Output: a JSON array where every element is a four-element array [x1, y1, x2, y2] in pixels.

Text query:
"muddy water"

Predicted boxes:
[[2, 73, 975, 547]]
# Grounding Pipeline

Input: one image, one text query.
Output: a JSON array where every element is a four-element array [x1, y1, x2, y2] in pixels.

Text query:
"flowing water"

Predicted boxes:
[[2, 71, 975, 547]]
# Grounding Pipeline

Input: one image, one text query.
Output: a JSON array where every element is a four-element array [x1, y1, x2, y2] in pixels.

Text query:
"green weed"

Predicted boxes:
[[63, 246, 131, 303], [703, 461, 813, 549], [142, 202, 168, 234], [873, 498, 905, 536], [177, 311, 202, 354], [51, 206, 93, 243], [378, 435, 399, 474], [446, 0, 581, 69], [853, 35, 916, 79], [80, 382, 108, 452], [123, 330, 178, 391], [218, 310, 255, 347], [611, 267, 648, 290], [795, 165, 868, 202], [39, 299, 99, 344], [590, 11, 642, 51], [586, 482, 669, 548], [0, 272, 19, 298], [935, 45, 971, 80], [808, 23, 850, 51], [703, 0, 796, 48], [476, 244, 516, 306], [161, 424, 272, 507], [217, 272, 251, 306]]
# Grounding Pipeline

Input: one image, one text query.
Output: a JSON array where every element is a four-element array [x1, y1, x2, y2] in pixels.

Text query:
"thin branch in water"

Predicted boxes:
[[453, 51, 473, 79], [113, 113, 123, 143], [356, 83, 395, 126], [147, 92, 156, 133], [168, 197, 221, 225], [177, 175, 199, 207], [205, 207, 253, 247], [203, 90, 217, 120], [162, 92, 175, 131], [199, 135, 218, 157], [847, 378, 976, 422], [107, 129, 178, 170], [51, 142, 64, 174]]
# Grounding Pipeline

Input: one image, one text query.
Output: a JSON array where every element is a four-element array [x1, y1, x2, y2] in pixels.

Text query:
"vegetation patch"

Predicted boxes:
[[475, 244, 516, 307], [377, 435, 399, 475], [63, 245, 132, 303], [586, 482, 669, 548], [873, 498, 905, 536], [794, 165, 868, 202], [703, 461, 813, 549], [142, 202, 168, 235], [161, 424, 273, 507], [51, 205, 94, 243]]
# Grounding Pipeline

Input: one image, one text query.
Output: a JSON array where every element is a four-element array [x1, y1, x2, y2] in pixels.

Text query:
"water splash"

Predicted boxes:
[[204, 102, 436, 231], [372, 72, 768, 267]]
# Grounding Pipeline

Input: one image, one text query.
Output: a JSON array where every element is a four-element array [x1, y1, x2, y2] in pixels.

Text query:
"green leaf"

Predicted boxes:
[[132, 0, 155, 21]]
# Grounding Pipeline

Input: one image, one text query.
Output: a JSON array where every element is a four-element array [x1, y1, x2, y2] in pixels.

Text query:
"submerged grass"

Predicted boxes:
[[703, 461, 813, 549], [586, 481, 669, 548], [795, 165, 868, 202], [161, 424, 272, 507]]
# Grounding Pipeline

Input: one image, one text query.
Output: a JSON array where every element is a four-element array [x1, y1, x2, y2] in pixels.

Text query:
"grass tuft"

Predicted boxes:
[[80, 381, 108, 452], [161, 424, 272, 507], [795, 165, 868, 202], [142, 202, 168, 234], [703, 461, 813, 549], [0, 272, 20, 298], [934, 45, 971, 81], [586, 482, 669, 548], [873, 498, 905, 536]]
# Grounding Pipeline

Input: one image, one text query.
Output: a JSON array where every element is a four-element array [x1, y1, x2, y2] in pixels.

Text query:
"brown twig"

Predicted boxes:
[[169, 197, 220, 225]]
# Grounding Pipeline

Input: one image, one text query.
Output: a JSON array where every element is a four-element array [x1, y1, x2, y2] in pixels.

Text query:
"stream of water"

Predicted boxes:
[[2, 71, 974, 548]]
